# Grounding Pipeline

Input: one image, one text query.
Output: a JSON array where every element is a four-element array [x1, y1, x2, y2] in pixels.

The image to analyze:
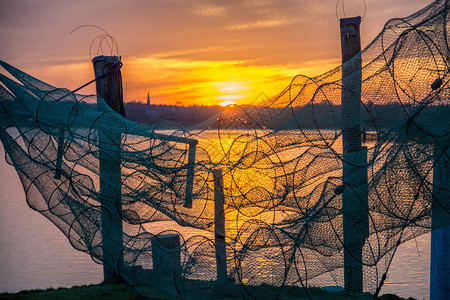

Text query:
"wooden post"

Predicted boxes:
[[54, 128, 65, 179], [93, 55, 124, 282], [93, 56, 126, 117], [184, 143, 197, 208], [340, 16, 368, 293], [431, 143, 450, 300], [213, 169, 227, 282], [151, 234, 181, 279]]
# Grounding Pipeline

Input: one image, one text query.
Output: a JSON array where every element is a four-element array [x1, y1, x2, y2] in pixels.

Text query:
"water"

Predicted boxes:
[[0, 141, 430, 299], [381, 234, 430, 299], [0, 147, 103, 292]]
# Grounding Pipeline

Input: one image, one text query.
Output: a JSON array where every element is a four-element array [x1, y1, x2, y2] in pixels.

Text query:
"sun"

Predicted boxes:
[[219, 100, 236, 107]]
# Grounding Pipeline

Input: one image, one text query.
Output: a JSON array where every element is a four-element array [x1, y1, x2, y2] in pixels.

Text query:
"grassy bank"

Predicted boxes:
[[0, 282, 412, 300], [0, 282, 145, 300]]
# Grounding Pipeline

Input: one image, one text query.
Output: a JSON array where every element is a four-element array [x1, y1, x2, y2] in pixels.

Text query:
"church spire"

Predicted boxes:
[[146, 92, 150, 106]]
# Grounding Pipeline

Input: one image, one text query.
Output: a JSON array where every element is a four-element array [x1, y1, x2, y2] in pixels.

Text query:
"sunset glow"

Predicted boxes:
[[122, 57, 338, 106], [0, 1, 437, 297], [0, 0, 430, 106], [220, 100, 236, 107]]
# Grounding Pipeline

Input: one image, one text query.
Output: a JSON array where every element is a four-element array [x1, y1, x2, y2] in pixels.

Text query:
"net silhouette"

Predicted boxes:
[[0, 0, 449, 298]]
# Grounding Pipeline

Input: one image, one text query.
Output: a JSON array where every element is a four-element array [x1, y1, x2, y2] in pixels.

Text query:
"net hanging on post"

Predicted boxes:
[[0, 0, 450, 298]]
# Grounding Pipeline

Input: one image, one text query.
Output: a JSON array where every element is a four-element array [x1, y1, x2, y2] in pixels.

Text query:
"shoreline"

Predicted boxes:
[[0, 282, 415, 300]]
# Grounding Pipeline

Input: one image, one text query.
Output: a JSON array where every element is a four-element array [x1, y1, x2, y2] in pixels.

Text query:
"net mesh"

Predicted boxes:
[[1, 0, 450, 298]]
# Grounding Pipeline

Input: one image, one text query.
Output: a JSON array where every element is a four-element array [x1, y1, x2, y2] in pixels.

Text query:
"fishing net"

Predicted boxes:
[[1, 0, 449, 298]]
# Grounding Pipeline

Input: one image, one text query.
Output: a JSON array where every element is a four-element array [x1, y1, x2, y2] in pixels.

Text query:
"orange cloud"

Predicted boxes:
[[226, 18, 300, 30]]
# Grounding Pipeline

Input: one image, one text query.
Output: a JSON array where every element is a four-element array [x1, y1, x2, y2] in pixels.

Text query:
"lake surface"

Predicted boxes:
[[0, 141, 430, 299]]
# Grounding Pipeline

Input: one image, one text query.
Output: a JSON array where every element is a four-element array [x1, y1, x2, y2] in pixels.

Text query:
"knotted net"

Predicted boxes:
[[1, 0, 449, 298]]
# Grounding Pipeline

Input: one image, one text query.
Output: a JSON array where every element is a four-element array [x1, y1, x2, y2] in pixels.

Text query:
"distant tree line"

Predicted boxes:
[[3, 98, 447, 132], [125, 102, 222, 126], [124, 101, 450, 131]]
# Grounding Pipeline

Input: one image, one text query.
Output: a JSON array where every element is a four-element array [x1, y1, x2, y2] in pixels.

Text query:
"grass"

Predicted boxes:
[[0, 282, 151, 300], [0, 282, 413, 300]]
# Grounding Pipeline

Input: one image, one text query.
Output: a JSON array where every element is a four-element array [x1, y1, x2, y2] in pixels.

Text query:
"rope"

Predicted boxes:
[[71, 61, 123, 94]]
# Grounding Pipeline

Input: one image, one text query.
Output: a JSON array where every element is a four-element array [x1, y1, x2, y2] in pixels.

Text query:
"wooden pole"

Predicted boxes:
[[340, 16, 368, 293], [184, 143, 197, 208], [93, 55, 124, 282], [54, 128, 65, 179], [151, 234, 181, 279], [213, 169, 227, 282], [93, 56, 125, 117], [430, 143, 450, 300]]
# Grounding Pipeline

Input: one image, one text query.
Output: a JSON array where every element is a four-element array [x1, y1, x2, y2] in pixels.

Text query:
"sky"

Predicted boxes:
[[0, 0, 432, 106]]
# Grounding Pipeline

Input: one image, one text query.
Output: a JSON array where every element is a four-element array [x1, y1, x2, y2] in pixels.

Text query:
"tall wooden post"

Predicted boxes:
[[213, 169, 227, 282], [340, 17, 368, 293], [93, 55, 125, 282], [431, 143, 450, 300], [151, 234, 181, 280], [184, 143, 197, 208], [93, 56, 126, 117]]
